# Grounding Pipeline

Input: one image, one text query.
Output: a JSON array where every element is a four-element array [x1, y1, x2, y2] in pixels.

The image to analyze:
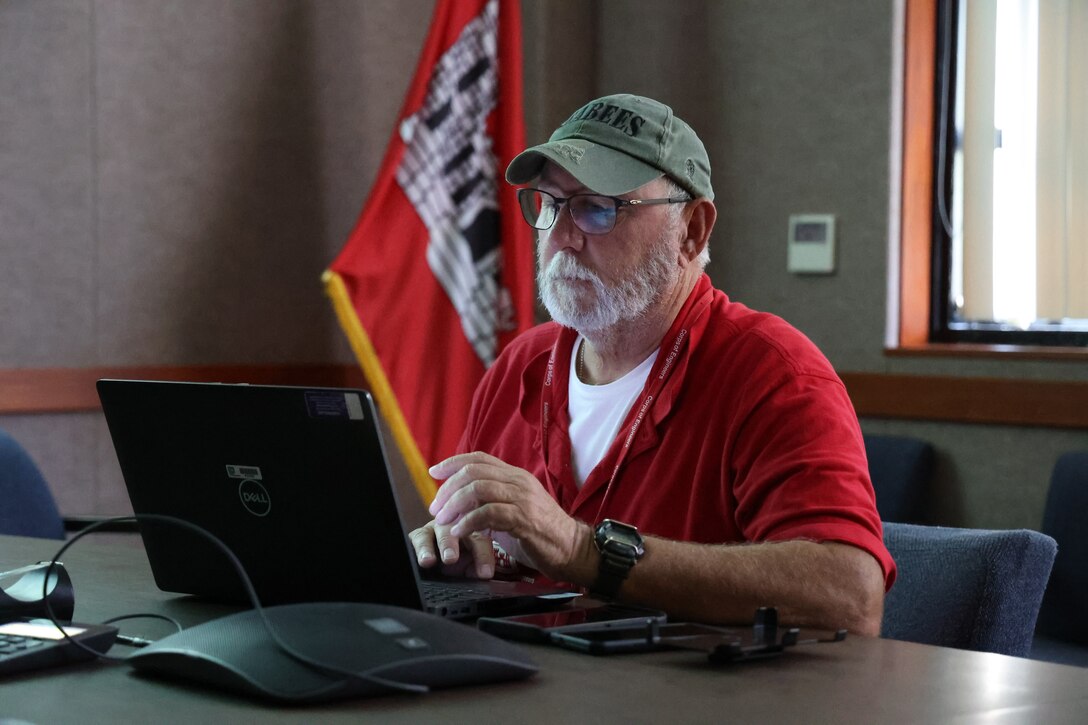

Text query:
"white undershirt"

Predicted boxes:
[[567, 336, 659, 488]]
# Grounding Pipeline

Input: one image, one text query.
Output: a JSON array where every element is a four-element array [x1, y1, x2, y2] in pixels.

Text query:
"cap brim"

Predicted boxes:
[[505, 139, 663, 196]]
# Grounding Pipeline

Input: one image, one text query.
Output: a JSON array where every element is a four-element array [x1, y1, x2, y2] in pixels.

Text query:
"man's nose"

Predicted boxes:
[[545, 204, 585, 252]]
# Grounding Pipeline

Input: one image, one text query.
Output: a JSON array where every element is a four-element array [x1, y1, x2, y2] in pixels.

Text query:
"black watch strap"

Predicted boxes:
[[591, 548, 636, 599]]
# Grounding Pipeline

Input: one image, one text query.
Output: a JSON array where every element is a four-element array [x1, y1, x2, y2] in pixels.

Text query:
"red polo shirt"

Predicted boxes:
[[456, 274, 896, 588]]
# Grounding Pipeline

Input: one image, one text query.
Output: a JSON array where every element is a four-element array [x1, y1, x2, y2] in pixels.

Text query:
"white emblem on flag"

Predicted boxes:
[[395, 0, 513, 366]]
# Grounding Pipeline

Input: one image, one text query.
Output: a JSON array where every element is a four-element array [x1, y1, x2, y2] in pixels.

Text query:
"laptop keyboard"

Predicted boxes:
[[421, 580, 505, 605]]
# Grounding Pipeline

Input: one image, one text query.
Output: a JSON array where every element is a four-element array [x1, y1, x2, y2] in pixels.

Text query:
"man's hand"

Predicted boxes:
[[425, 451, 591, 583], [408, 521, 496, 579]]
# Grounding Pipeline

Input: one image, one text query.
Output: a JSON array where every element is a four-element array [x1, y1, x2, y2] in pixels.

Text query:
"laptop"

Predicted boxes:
[[96, 380, 576, 619]]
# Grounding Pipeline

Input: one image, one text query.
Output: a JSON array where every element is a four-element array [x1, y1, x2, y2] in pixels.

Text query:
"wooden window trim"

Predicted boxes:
[[0, 365, 367, 415], [898, 0, 938, 350], [3, 364, 1088, 429], [896, 0, 1088, 360]]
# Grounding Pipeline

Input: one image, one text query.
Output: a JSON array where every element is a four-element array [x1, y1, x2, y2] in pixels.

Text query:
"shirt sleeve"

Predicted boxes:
[[729, 369, 896, 590]]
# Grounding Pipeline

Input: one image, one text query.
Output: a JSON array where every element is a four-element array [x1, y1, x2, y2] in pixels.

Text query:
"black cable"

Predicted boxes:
[[40, 514, 427, 695], [101, 612, 183, 633], [101, 612, 182, 647]]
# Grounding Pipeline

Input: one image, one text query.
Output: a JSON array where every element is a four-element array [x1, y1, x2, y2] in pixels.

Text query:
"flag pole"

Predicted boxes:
[[323, 269, 437, 504]]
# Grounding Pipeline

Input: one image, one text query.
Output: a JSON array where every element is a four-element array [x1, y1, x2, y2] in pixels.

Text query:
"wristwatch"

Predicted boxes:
[[590, 519, 645, 599]]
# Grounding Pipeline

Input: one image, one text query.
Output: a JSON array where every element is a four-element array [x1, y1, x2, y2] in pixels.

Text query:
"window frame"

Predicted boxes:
[[896, 0, 1088, 356]]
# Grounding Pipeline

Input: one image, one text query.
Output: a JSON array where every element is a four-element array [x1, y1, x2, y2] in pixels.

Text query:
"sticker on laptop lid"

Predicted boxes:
[[226, 464, 262, 480], [304, 391, 365, 420]]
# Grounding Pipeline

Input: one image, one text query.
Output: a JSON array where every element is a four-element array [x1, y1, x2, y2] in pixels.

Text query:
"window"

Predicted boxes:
[[930, 0, 1088, 346]]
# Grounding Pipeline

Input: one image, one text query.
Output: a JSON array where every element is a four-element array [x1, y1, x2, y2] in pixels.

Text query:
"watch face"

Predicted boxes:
[[596, 519, 645, 557]]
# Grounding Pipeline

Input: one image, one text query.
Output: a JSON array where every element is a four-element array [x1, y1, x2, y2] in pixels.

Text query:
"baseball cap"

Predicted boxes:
[[506, 93, 713, 200]]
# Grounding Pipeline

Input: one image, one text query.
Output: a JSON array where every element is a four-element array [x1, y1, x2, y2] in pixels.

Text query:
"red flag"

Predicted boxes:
[[324, 0, 533, 504]]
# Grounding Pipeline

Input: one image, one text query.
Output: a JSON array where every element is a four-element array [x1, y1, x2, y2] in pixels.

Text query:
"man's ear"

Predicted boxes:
[[681, 199, 717, 262]]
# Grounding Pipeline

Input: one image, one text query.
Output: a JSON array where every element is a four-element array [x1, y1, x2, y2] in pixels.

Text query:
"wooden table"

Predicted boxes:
[[3, 534, 1087, 724]]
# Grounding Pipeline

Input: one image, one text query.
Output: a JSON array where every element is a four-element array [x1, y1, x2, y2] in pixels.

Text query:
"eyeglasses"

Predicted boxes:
[[516, 188, 690, 235]]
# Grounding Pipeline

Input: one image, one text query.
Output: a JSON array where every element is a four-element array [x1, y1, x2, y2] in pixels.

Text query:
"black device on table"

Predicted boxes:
[[0, 561, 75, 622], [0, 618, 118, 676], [1, 560, 116, 677], [503, 606, 849, 660], [480, 608, 783, 657], [549, 621, 750, 655], [477, 603, 667, 643]]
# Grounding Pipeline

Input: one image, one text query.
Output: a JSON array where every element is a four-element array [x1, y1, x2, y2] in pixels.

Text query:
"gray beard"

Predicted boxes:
[[537, 234, 677, 333]]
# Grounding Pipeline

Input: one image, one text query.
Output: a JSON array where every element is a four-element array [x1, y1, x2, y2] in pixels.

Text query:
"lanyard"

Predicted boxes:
[[539, 283, 711, 521], [594, 326, 688, 519]]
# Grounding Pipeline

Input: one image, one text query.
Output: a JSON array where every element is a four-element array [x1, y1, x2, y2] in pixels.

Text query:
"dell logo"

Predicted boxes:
[[238, 479, 271, 517]]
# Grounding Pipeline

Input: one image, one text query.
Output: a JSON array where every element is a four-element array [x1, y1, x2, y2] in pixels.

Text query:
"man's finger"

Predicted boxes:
[[433, 522, 462, 564], [408, 523, 438, 567], [428, 451, 499, 480], [466, 531, 495, 579], [428, 452, 505, 514], [432, 474, 496, 526], [450, 503, 518, 539], [434, 476, 518, 526]]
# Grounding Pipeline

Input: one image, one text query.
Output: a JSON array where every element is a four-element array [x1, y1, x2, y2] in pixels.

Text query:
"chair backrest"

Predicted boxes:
[[882, 522, 1056, 656], [1036, 451, 1088, 644], [0, 428, 65, 539], [863, 434, 935, 523]]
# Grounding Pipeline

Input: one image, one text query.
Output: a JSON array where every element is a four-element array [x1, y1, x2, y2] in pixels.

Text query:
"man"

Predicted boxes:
[[410, 93, 894, 635]]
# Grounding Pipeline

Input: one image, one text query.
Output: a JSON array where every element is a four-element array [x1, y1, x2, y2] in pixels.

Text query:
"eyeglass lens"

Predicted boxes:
[[518, 190, 617, 235]]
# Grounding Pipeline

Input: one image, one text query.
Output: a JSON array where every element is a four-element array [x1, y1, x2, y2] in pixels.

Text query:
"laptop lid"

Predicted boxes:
[[97, 380, 574, 618]]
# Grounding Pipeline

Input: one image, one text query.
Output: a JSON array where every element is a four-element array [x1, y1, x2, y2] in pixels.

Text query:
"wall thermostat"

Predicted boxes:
[[787, 214, 836, 274]]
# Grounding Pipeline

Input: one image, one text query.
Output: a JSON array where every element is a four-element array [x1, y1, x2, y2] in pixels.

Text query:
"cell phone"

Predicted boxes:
[[477, 604, 667, 643], [549, 622, 734, 655]]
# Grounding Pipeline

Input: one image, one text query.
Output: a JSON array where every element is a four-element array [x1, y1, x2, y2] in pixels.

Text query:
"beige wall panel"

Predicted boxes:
[[306, 0, 436, 265], [0, 1, 97, 367], [520, 1, 598, 145], [596, 0, 718, 150], [694, 0, 894, 372], [92, 0, 432, 366]]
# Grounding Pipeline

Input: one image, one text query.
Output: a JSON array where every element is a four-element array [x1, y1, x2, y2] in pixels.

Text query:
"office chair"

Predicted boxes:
[[881, 522, 1056, 657], [1031, 452, 1088, 666], [0, 428, 66, 540], [863, 434, 935, 523]]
